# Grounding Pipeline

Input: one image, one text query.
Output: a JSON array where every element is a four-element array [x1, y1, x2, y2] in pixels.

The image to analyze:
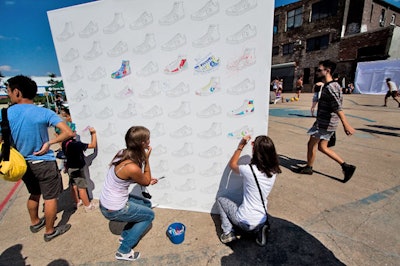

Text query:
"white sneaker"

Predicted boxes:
[[88, 66, 106, 81], [227, 125, 254, 139], [161, 33, 186, 51], [92, 84, 110, 101], [165, 82, 190, 97], [118, 103, 137, 119], [200, 162, 222, 176], [226, 0, 257, 16], [228, 99, 254, 117], [84, 202, 98, 213], [139, 80, 161, 98], [159, 1, 185, 25], [130, 11, 153, 30], [83, 41, 102, 60], [226, 24, 257, 44], [164, 55, 188, 74], [150, 122, 166, 138], [170, 125, 192, 138], [176, 178, 196, 191], [191, 0, 219, 21], [152, 144, 168, 156], [174, 165, 195, 176], [132, 33, 156, 54], [197, 103, 222, 118], [172, 142, 193, 157], [195, 77, 221, 96], [62, 48, 79, 63], [79, 21, 98, 38], [57, 22, 74, 41], [227, 78, 255, 95], [71, 89, 88, 102], [194, 53, 220, 74], [137, 61, 159, 77], [107, 41, 128, 57], [192, 24, 220, 48], [103, 12, 125, 34], [114, 86, 134, 99], [198, 146, 223, 158], [152, 160, 169, 173], [68, 65, 84, 82], [142, 105, 163, 119], [75, 105, 92, 119], [168, 101, 191, 118], [227, 48, 256, 71], [95, 107, 114, 119], [101, 123, 117, 137], [115, 250, 140, 261], [198, 122, 222, 138]]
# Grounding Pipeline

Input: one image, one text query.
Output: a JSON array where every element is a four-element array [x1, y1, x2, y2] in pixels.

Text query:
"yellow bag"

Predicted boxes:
[[0, 142, 27, 182]]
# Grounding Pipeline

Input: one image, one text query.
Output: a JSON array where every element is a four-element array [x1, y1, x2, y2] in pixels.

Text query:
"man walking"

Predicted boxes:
[[3, 75, 74, 241], [298, 60, 356, 183], [383, 78, 400, 107]]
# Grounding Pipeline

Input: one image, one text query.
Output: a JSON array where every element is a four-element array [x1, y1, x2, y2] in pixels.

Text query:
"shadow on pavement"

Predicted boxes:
[[56, 186, 76, 226], [0, 244, 26, 266], [356, 128, 400, 137]]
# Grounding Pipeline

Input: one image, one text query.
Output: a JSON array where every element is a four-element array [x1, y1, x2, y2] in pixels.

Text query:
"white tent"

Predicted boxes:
[[354, 59, 400, 94]]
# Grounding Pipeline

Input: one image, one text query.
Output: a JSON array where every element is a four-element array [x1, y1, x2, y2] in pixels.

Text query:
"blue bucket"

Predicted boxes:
[[167, 222, 185, 244]]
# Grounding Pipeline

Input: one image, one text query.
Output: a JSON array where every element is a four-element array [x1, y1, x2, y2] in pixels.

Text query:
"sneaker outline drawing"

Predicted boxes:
[[92, 84, 110, 101], [170, 125, 192, 138], [227, 48, 256, 71], [111, 60, 131, 79], [168, 101, 191, 119], [174, 165, 195, 176], [96, 107, 113, 119], [100, 122, 117, 137], [198, 145, 223, 158], [118, 102, 137, 119], [151, 122, 166, 138], [142, 105, 163, 119], [226, 24, 257, 44], [88, 66, 106, 81], [191, 0, 219, 21], [195, 77, 221, 96], [227, 125, 254, 139], [164, 55, 187, 74], [62, 48, 79, 63], [172, 142, 193, 157], [75, 105, 92, 119], [83, 41, 102, 60], [71, 89, 88, 102], [228, 99, 254, 117], [194, 53, 220, 74], [57, 22, 74, 41], [200, 162, 222, 176], [197, 103, 222, 118], [137, 61, 159, 77], [79, 21, 98, 38], [130, 11, 153, 30], [176, 178, 196, 191], [103, 12, 125, 34], [165, 82, 190, 97], [107, 41, 128, 57], [139, 80, 161, 98], [192, 24, 220, 48], [132, 33, 156, 54], [115, 86, 134, 99], [161, 33, 186, 51], [159, 1, 185, 25], [68, 65, 84, 82], [152, 160, 169, 173], [198, 122, 222, 138], [152, 144, 168, 156], [227, 78, 255, 95], [226, 0, 257, 16]]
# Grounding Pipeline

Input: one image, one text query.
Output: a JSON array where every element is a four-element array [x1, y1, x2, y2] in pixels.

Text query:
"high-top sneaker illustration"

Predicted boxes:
[[111, 60, 131, 79], [227, 125, 254, 139], [227, 78, 255, 95], [107, 41, 128, 57], [83, 41, 102, 60], [172, 142, 193, 157], [130, 11, 153, 30], [137, 61, 159, 76], [170, 125, 192, 138], [62, 48, 79, 63], [197, 103, 222, 118], [103, 12, 125, 34], [118, 102, 137, 119], [96, 107, 113, 119], [68, 65, 84, 82], [79, 21, 98, 38], [100, 122, 117, 137], [151, 122, 166, 138], [226, 0, 257, 16], [165, 82, 190, 97], [88, 66, 106, 81], [132, 33, 156, 54], [192, 24, 220, 48], [227, 48, 256, 71], [198, 122, 222, 138], [92, 84, 110, 101], [191, 0, 219, 21], [152, 144, 168, 156], [152, 160, 169, 173], [159, 1, 185, 25], [75, 105, 92, 119], [226, 24, 257, 44], [195, 77, 221, 96], [57, 22, 74, 41], [164, 55, 187, 74], [161, 33, 186, 51], [139, 80, 161, 98], [71, 89, 88, 102], [168, 101, 191, 118], [114, 86, 134, 99], [194, 53, 220, 74], [228, 99, 254, 117]]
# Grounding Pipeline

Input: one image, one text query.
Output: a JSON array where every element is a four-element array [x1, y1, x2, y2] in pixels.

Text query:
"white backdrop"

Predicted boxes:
[[48, 0, 274, 213]]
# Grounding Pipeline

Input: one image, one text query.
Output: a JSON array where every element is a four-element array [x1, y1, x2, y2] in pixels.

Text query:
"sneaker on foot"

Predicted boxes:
[[298, 165, 313, 175], [115, 250, 140, 261], [30, 217, 46, 233], [342, 164, 356, 183], [84, 202, 98, 212], [255, 223, 270, 247], [44, 224, 71, 242], [220, 232, 237, 244]]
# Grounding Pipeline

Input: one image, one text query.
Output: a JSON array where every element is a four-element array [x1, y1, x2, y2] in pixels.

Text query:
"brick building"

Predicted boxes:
[[271, 0, 400, 92]]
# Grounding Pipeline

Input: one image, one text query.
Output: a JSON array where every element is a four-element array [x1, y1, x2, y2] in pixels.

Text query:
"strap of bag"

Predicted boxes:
[[1, 108, 11, 161], [249, 164, 267, 215]]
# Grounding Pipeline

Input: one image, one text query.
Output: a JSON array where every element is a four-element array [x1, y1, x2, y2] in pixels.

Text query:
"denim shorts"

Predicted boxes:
[[307, 125, 335, 140]]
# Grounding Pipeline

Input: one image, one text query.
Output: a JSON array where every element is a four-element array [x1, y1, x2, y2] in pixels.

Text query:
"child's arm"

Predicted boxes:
[[87, 127, 97, 149]]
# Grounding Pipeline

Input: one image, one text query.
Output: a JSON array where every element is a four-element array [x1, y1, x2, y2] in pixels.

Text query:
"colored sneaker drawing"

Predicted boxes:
[[226, 24, 257, 44], [228, 99, 254, 117], [227, 78, 255, 95], [62, 48, 79, 63], [164, 55, 187, 74], [107, 41, 128, 57], [159, 1, 185, 25], [195, 77, 221, 96], [111, 60, 131, 79], [198, 122, 222, 138], [103, 12, 125, 34], [165, 82, 190, 97], [198, 146, 223, 158], [83, 41, 102, 60], [130, 11, 153, 30], [132, 33, 156, 54], [192, 24, 220, 48], [168, 101, 191, 119], [194, 53, 220, 74], [139, 80, 161, 98], [227, 125, 254, 139], [197, 103, 222, 118], [57, 22, 74, 42], [191, 0, 219, 21], [79, 21, 98, 38], [226, 0, 257, 16], [88, 66, 106, 81], [170, 125, 192, 138], [161, 33, 186, 51], [142, 105, 163, 119], [227, 48, 256, 71], [137, 61, 159, 76]]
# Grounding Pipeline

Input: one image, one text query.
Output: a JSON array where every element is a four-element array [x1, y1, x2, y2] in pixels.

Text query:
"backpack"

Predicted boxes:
[[0, 108, 27, 182]]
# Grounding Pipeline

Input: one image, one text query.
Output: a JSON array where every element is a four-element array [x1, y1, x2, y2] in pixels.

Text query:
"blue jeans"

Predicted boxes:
[[100, 195, 154, 253]]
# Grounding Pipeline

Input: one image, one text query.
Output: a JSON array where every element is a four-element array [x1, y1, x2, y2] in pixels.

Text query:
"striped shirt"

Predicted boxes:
[[316, 81, 343, 131]]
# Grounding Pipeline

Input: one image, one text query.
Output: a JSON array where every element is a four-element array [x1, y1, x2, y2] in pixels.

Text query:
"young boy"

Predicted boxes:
[[62, 124, 98, 212]]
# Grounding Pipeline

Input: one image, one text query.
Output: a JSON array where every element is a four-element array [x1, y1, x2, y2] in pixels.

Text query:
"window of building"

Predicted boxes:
[[287, 7, 303, 30], [303, 68, 310, 84], [380, 9, 386, 27], [272, 46, 279, 56], [390, 14, 396, 25], [274, 15, 279, 34], [311, 0, 338, 21], [306, 35, 329, 52], [283, 43, 294, 55]]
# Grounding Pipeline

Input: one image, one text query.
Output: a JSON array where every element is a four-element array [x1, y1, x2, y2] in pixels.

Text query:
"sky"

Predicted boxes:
[[0, 0, 399, 78]]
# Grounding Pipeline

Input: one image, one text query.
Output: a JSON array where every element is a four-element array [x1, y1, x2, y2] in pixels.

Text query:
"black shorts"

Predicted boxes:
[[22, 161, 63, 200], [385, 91, 398, 98]]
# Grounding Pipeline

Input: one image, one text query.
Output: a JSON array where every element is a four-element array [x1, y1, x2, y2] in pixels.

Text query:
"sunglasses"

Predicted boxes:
[[316, 68, 324, 72]]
